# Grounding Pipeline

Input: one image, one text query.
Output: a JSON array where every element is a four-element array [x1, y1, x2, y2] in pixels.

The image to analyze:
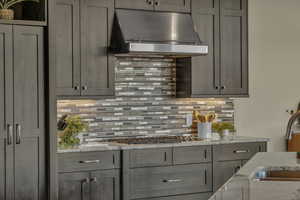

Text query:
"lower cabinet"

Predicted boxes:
[[213, 160, 243, 191], [213, 142, 267, 192], [129, 164, 212, 199], [59, 170, 120, 200], [58, 151, 121, 200], [59, 172, 90, 200]]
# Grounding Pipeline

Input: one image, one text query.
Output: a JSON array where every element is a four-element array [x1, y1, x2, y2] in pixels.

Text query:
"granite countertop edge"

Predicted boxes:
[[57, 136, 270, 153]]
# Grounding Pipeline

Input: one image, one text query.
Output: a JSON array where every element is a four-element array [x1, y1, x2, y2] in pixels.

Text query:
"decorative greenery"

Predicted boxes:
[[0, 0, 39, 9], [58, 115, 88, 148], [212, 122, 235, 134]]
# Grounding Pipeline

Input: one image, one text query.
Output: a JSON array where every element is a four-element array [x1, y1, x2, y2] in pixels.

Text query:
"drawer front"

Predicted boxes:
[[129, 148, 172, 168], [213, 160, 242, 191], [213, 142, 266, 161], [130, 164, 212, 199], [139, 193, 212, 200], [173, 146, 212, 164], [58, 151, 120, 172]]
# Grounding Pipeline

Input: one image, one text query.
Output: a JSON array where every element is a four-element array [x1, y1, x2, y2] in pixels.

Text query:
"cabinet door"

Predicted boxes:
[[154, 0, 190, 12], [80, 0, 115, 96], [220, 0, 248, 95], [90, 170, 120, 200], [13, 26, 46, 200], [59, 172, 90, 200], [191, 0, 220, 96], [213, 160, 242, 192], [0, 24, 13, 200], [115, 0, 154, 10], [55, 0, 81, 96]]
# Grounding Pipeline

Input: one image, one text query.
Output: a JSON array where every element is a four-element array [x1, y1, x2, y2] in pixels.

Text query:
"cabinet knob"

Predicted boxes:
[[146, 0, 153, 5], [221, 86, 226, 90], [74, 86, 79, 90], [82, 86, 88, 91], [154, 1, 159, 6], [234, 166, 241, 173], [215, 86, 220, 90]]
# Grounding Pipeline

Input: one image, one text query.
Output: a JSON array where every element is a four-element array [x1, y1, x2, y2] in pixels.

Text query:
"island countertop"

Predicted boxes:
[[209, 152, 300, 200]]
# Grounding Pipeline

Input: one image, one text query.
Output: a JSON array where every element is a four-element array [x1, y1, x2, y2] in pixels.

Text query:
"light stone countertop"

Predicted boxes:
[[209, 152, 300, 200], [57, 136, 270, 153]]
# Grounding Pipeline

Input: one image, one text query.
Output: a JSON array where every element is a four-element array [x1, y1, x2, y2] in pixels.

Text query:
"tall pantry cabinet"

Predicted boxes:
[[0, 24, 46, 200]]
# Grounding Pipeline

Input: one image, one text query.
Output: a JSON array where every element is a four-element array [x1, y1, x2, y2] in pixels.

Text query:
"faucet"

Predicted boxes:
[[286, 110, 300, 141]]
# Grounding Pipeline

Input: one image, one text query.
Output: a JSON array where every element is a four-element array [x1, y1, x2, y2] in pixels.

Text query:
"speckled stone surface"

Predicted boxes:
[[209, 152, 300, 200], [57, 136, 270, 153]]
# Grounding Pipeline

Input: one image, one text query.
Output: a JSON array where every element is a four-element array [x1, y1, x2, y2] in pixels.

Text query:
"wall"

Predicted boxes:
[[234, 0, 300, 152], [58, 57, 234, 141]]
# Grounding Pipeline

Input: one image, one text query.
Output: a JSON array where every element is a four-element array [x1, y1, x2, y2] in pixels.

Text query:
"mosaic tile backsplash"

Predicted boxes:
[[57, 56, 234, 141]]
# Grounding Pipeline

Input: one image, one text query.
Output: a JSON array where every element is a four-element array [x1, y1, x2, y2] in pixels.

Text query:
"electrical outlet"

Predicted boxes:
[[186, 113, 193, 127]]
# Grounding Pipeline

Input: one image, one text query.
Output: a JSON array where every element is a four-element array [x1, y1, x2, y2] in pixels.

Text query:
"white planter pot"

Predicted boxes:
[[197, 122, 212, 139]]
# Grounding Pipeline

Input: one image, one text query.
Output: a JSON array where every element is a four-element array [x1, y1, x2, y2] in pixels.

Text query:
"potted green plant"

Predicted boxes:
[[0, 0, 39, 20], [57, 115, 88, 148], [212, 122, 235, 139]]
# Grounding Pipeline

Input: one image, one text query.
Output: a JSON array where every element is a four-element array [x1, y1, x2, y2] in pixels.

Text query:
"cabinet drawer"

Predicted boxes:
[[213, 142, 265, 161], [58, 151, 120, 172], [129, 148, 172, 168], [129, 164, 212, 199], [139, 193, 212, 200], [173, 146, 212, 164]]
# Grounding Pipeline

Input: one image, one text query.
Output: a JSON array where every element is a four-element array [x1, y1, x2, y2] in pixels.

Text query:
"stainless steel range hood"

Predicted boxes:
[[110, 9, 208, 56]]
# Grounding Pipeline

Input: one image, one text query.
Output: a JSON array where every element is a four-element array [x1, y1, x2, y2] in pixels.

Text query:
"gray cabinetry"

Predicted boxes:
[[190, 0, 220, 96], [177, 0, 248, 97], [213, 142, 266, 191], [58, 151, 121, 200], [115, 0, 154, 10], [129, 148, 172, 168], [0, 24, 13, 200], [55, 0, 114, 97], [0, 24, 46, 200], [220, 0, 248, 95], [129, 164, 212, 199], [123, 146, 212, 200], [59, 172, 90, 200], [154, 0, 191, 12], [55, 0, 80, 96], [115, 0, 190, 12]]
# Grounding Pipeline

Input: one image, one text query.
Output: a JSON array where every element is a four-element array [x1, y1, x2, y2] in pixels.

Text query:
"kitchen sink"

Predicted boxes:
[[255, 168, 300, 181]]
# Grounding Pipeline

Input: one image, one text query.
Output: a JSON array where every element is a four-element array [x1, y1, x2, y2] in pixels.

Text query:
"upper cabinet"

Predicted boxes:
[[154, 0, 191, 12], [220, 0, 248, 95], [115, 0, 191, 13], [177, 0, 248, 97], [55, 0, 115, 98]]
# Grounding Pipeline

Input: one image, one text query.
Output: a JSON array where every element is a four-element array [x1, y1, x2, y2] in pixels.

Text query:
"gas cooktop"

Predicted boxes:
[[102, 136, 202, 145]]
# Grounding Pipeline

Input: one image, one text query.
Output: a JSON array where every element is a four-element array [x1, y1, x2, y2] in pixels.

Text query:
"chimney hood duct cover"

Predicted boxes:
[[110, 9, 208, 56]]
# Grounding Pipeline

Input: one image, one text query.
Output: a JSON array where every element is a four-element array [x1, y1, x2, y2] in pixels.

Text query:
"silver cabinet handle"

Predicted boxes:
[[163, 179, 182, 183], [79, 160, 100, 164], [233, 150, 250, 154], [16, 124, 21, 144], [7, 124, 13, 145]]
